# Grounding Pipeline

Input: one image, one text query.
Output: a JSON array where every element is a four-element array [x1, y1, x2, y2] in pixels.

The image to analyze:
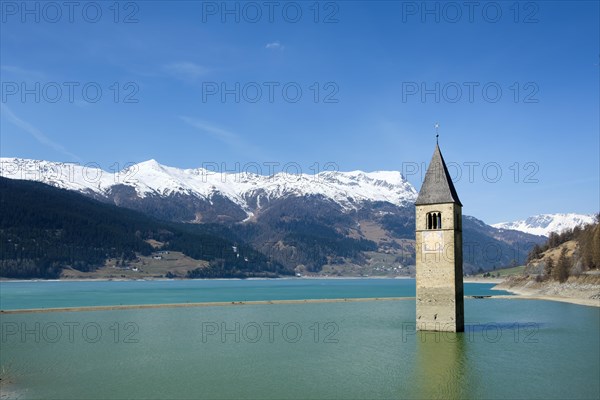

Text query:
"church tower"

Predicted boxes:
[[415, 140, 464, 332]]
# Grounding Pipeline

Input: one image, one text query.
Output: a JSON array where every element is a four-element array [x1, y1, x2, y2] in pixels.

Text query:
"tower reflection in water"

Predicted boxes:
[[410, 330, 474, 399]]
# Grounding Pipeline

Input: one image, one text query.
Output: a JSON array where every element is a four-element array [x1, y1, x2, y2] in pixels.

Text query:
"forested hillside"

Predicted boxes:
[[0, 178, 285, 278], [525, 214, 600, 282]]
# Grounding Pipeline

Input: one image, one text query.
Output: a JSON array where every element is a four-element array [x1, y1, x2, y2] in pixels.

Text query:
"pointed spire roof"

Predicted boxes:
[[415, 144, 462, 206]]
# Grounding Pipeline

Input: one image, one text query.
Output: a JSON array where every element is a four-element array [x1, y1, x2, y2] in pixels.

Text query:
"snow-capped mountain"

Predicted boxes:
[[492, 213, 596, 237], [1, 157, 549, 272], [0, 158, 417, 215]]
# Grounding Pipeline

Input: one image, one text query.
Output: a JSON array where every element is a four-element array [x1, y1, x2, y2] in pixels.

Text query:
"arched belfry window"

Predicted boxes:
[[426, 212, 442, 230]]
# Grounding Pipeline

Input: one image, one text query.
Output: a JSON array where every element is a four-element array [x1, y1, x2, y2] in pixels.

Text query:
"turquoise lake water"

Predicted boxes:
[[1, 280, 598, 399], [0, 279, 510, 310]]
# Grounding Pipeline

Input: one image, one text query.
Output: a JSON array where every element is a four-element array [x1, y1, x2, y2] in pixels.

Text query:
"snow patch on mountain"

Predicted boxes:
[[0, 158, 418, 212], [492, 213, 596, 237]]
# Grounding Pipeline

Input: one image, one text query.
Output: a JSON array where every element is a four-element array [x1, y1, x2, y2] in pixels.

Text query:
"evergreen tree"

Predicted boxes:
[[527, 244, 543, 263], [553, 248, 570, 283], [548, 231, 560, 248], [592, 224, 600, 269], [544, 257, 554, 276], [579, 223, 600, 270]]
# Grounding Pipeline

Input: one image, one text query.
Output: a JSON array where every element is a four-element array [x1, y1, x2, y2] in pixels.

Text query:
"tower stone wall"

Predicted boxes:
[[414, 144, 464, 332], [415, 203, 464, 332]]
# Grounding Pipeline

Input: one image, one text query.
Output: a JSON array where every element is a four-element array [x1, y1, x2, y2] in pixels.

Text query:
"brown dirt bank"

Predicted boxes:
[[495, 275, 600, 308]]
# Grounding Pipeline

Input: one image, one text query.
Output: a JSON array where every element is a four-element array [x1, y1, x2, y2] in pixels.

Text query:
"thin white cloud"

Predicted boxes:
[[265, 41, 284, 50], [0, 104, 81, 161], [181, 117, 239, 143], [0, 65, 46, 79], [164, 62, 210, 81], [180, 116, 264, 157]]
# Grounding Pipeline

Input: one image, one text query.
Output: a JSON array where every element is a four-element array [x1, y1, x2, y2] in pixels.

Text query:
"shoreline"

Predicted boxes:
[[0, 297, 414, 314], [1, 276, 505, 283], [2, 292, 599, 314], [2, 277, 597, 310], [0, 276, 415, 283], [463, 277, 504, 284], [494, 275, 600, 308], [495, 287, 600, 308]]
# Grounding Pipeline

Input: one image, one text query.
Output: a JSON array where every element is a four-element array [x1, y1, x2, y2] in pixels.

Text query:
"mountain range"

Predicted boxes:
[[0, 158, 552, 276], [0, 158, 417, 218], [493, 213, 596, 237]]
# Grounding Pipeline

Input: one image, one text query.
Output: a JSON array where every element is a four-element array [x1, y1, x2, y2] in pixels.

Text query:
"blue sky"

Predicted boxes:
[[1, 1, 598, 224]]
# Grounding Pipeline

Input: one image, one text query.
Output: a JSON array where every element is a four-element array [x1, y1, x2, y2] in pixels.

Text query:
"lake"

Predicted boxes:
[[0, 279, 511, 310], [1, 279, 598, 399]]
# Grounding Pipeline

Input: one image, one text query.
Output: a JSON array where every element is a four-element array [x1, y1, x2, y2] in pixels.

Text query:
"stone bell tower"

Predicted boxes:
[[415, 139, 464, 332]]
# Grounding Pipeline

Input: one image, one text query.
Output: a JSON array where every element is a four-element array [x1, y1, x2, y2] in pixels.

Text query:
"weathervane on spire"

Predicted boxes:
[[435, 122, 439, 144]]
